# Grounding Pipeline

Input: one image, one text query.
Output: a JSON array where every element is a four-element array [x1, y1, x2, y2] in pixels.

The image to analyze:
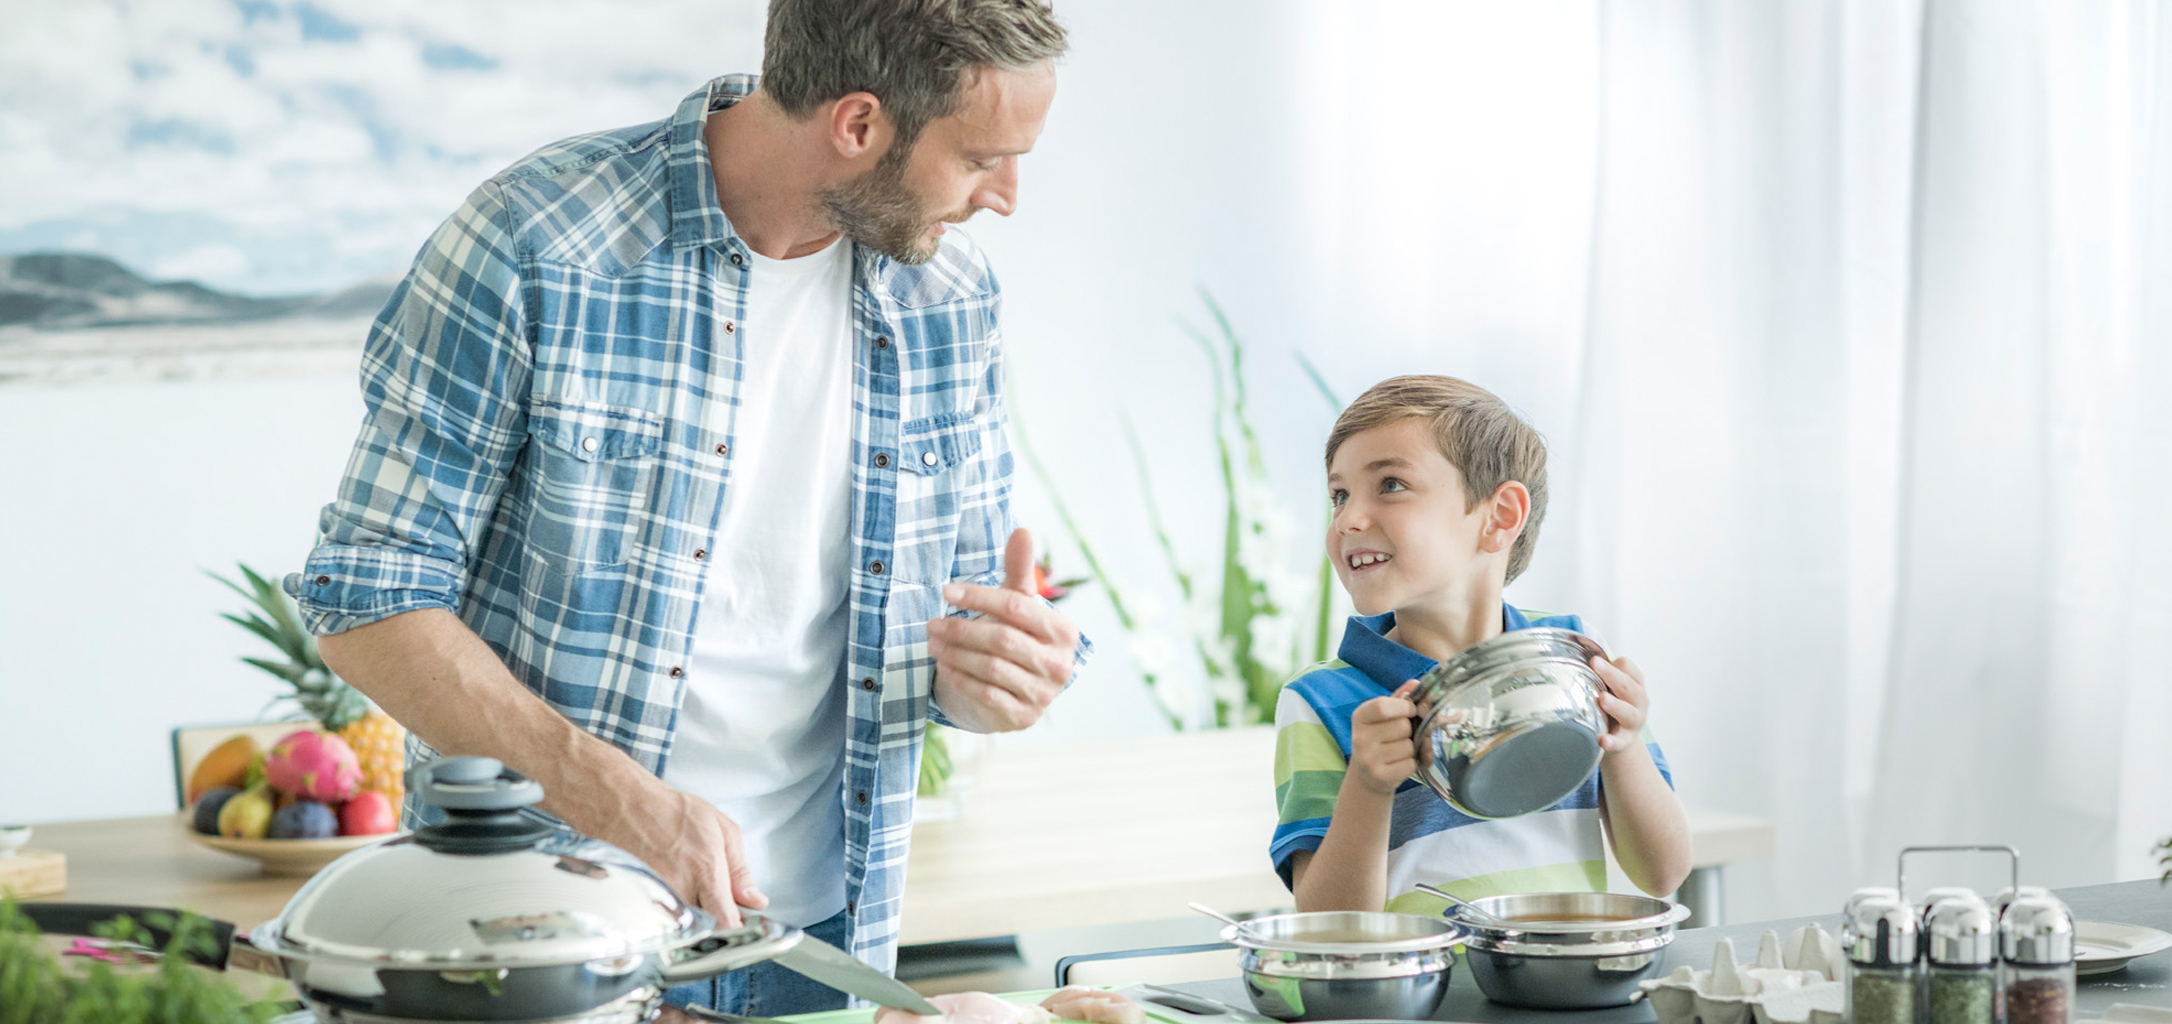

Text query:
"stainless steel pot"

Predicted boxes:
[[22, 757, 874, 1023], [1221, 911, 1462, 1022], [1408, 627, 1609, 819], [1443, 891, 1690, 1009]]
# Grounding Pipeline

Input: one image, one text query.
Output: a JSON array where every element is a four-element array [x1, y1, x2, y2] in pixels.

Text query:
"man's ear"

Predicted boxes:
[[827, 91, 893, 161], [1480, 481, 1531, 555]]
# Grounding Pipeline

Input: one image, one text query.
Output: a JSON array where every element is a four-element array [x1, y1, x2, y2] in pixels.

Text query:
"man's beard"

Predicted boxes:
[[819, 144, 957, 266]]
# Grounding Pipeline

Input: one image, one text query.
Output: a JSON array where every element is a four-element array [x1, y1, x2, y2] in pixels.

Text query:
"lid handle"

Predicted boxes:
[[412, 757, 545, 811]]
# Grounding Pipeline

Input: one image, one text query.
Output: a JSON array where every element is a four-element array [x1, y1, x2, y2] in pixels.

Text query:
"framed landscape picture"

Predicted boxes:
[[0, 0, 761, 384]]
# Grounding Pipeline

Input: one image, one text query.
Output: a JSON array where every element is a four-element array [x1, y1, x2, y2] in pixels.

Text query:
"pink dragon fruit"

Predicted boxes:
[[265, 729, 362, 803]]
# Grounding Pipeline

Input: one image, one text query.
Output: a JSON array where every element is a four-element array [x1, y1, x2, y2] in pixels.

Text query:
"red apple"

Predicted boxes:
[[339, 790, 399, 836]]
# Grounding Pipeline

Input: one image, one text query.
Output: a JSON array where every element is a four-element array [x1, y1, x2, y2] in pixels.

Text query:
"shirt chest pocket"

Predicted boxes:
[[522, 400, 664, 575], [887, 411, 989, 585]]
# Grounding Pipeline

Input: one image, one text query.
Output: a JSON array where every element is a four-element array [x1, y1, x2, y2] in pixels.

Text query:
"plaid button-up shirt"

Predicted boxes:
[[287, 74, 1084, 974]]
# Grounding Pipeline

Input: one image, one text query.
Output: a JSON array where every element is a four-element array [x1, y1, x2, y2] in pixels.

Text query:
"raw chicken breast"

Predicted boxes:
[[1040, 986, 1146, 1024], [874, 992, 1057, 1024]]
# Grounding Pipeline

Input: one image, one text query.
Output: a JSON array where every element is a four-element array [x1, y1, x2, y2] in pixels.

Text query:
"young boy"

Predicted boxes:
[[1271, 375, 1690, 914]]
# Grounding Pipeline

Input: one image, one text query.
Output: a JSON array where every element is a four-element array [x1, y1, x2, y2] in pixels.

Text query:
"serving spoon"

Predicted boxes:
[[1414, 883, 1517, 929], [1186, 901, 1246, 930]]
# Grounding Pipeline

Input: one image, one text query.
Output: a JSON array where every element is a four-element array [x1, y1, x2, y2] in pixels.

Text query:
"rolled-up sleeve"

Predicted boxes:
[[287, 181, 533, 635]]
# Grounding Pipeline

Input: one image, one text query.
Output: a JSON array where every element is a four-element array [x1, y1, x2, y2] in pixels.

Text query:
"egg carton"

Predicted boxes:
[[1634, 925, 1846, 1024]]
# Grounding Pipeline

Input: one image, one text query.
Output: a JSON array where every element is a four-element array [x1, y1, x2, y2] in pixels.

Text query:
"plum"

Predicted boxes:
[[192, 786, 240, 835], [270, 800, 340, 839]]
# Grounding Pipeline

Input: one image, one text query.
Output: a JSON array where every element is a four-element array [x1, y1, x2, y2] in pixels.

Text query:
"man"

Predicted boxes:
[[286, 0, 1080, 1014]]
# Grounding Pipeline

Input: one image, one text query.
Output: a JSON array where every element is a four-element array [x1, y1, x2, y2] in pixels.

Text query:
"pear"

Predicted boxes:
[[217, 783, 275, 839]]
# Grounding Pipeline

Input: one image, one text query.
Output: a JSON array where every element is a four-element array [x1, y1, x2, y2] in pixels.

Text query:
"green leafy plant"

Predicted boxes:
[[206, 563, 362, 725], [2157, 835, 2170, 885], [1019, 290, 1343, 729], [0, 896, 283, 1024]]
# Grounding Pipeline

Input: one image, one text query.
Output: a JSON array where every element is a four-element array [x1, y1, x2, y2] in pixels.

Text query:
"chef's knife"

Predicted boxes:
[[769, 933, 943, 1014]]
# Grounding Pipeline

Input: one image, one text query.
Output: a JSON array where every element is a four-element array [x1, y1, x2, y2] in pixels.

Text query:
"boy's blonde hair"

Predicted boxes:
[[1324, 375, 1549, 584]]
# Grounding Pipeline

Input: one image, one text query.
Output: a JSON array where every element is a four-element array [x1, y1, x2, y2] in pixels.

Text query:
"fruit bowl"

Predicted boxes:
[[179, 814, 392, 877]]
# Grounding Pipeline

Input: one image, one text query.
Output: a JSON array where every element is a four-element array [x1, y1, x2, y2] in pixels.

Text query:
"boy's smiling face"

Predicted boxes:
[[1325, 416, 1497, 617]]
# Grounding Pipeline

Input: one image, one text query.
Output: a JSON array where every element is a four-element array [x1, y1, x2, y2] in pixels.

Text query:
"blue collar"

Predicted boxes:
[[667, 75, 757, 257], [1336, 603, 1535, 690]]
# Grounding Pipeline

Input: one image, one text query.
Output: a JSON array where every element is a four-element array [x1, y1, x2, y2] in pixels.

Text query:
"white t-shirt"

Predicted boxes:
[[664, 235, 856, 927]]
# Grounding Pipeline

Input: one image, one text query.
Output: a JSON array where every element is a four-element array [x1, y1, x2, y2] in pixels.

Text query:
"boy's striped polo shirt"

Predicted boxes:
[[1271, 605, 1674, 914]]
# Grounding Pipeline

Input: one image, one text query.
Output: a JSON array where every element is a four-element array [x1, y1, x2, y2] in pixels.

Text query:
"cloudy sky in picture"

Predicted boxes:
[[0, 0, 764, 296]]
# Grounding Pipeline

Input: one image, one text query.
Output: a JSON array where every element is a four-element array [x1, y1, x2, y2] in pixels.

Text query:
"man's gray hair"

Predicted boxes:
[[762, 0, 1068, 149]]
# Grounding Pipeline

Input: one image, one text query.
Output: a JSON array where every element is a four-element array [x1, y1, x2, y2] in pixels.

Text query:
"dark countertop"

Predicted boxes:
[[1179, 878, 2172, 1021]]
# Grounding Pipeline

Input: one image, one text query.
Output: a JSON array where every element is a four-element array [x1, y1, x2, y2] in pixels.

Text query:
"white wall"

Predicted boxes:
[[1, 0, 1608, 825], [1, 373, 366, 818]]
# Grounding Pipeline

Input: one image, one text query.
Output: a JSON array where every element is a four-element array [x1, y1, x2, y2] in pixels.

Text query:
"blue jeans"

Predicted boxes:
[[663, 909, 854, 1017]]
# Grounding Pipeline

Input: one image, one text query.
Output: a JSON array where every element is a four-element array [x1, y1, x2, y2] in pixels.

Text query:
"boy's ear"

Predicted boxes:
[[1479, 481, 1531, 555]]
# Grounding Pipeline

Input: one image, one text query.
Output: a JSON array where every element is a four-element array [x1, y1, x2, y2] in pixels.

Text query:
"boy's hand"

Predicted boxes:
[[1591, 654, 1650, 754], [1348, 680, 1420, 794]]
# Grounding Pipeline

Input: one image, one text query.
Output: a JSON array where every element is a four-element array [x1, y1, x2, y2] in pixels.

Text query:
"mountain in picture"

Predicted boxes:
[[0, 252, 396, 331]]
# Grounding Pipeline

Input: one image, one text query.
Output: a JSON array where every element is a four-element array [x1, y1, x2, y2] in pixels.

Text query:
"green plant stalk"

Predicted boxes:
[[1296, 350, 1345, 665], [1122, 416, 1197, 605], [1312, 553, 1335, 664], [1013, 415, 1188, 732], [918, 726, 954, 797], [1182, 320, 1252, 726], [1122, 416, 1245, 727]]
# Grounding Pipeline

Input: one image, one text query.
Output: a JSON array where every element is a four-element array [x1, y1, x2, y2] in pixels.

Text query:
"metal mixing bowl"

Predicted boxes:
[[1409, 627, 1610, 819], [1222, 911, 1462, 1022], [1445, 891, 1690, 1008]]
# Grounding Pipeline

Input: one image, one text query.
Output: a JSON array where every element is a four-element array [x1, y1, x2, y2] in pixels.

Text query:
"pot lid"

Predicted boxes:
[[1221, 910, 1463, 955], [256, 756, 774, 970]]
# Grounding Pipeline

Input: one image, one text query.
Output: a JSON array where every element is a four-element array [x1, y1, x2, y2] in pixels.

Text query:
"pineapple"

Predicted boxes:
[[210, 563, 407, 806]]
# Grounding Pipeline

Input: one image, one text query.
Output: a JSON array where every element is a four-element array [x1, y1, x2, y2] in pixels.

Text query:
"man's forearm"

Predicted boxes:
[[1294, 779, 1396, 912], [1597, 745, 1692, 896], [316, 608, 660, 835]]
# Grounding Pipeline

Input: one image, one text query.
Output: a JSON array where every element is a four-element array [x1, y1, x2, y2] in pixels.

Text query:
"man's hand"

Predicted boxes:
[[926, 529, 1082, 733], [600, 783, 768, 927], [1348, 680, 1420, 795], [1591, 653, 1650, 754]]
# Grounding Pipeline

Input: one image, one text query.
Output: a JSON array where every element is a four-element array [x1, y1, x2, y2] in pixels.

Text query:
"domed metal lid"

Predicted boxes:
[[1999, 894, 2074, 966], [1925, 894, 1995, 966], [1843, 893, 1920, 967], [255, 757, 775, 970]]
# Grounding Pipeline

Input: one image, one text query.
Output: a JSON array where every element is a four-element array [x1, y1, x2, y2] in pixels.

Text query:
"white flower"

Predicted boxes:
[[1129, 630, 1177, 679]]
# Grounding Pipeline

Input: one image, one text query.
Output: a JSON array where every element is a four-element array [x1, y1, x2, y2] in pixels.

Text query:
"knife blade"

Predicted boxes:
[[769, 933, 942, 1014]]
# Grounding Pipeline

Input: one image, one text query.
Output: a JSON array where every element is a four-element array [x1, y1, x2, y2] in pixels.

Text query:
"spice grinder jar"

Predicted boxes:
[[1924, 894, 1996, 1024], [2000, 894, 2075, 1024], [1843, 891, 1921, 1024]]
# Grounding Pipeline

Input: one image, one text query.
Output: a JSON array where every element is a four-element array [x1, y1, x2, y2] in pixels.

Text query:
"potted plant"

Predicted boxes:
[[1016, 291, 1344, 730], [0, 897, 283, 1023]]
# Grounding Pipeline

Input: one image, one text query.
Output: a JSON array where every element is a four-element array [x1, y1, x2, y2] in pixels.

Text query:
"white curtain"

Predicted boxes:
[[1559, 0, 2172, 917], [990, 0, 2165, 922]]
